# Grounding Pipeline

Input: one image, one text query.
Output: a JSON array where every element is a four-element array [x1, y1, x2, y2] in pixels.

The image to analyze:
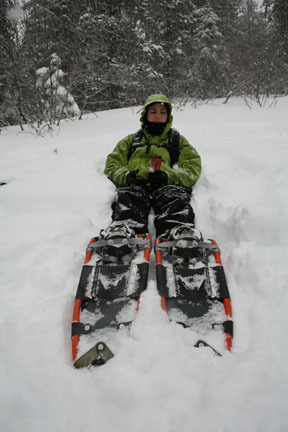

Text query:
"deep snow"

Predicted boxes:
[[0, 97, 288, 432]]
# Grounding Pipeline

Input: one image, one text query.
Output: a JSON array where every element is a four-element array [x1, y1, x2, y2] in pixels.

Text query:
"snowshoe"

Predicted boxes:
[[155, 224, 233, 355], [72, 222, 152, 367]]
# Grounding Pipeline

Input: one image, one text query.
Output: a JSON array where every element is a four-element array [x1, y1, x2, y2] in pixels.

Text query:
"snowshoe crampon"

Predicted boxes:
[[72, 223, 152, 368], [155, 225, 233, 355]]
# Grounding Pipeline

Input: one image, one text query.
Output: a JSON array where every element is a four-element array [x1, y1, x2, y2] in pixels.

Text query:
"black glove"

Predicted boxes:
[[147, 170, 168, 187], [126, 170, 146, 187]]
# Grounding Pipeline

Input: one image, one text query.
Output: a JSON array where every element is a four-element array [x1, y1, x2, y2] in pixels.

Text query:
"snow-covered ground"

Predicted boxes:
[[0, 97, 287, 432]]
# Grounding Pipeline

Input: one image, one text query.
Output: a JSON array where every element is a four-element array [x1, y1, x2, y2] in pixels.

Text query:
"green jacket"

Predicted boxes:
[[104, 94, 202, 188]]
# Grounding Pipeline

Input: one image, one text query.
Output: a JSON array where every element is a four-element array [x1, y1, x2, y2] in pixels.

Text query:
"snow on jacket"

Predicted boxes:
[[104, 94, 202, 188]]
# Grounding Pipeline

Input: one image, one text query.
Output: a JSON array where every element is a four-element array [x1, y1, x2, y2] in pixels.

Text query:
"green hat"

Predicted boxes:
[[140, 94, 173, 129], [143, 94, 172, 113]]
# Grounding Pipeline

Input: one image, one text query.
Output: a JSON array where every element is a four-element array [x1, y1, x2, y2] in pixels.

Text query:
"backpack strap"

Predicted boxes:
[[127, 128, 180, 166], [127, 129, 144, 161], [166, 128, 180, 166]]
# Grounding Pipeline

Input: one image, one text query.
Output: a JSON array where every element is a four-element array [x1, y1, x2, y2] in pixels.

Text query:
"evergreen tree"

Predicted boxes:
[[264, 0, 288, 60], [36, 53, 80, 124], [131, 0, 168, 97], [263, 0, 288, 93], [22, 0, 80, 69], [0, 0, 20, 126], [188, 5, 227, 98], [161, 0, 197, 98]]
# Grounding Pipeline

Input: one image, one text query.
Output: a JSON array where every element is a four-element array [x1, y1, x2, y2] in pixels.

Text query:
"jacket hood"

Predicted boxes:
[[140, 94, 173, 139]]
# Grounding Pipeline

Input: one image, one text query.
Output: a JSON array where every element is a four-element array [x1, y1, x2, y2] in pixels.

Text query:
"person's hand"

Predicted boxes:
[[126, 171, 146, 187], [147, 170, 168, 187]]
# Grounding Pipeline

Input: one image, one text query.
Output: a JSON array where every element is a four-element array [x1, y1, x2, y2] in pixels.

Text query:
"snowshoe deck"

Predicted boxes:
[[72, 233, 152, 367], [155, 235, 233, 354]]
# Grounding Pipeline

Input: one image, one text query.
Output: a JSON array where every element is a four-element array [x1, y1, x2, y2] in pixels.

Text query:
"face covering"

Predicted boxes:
[[144, 120, 167, 136]]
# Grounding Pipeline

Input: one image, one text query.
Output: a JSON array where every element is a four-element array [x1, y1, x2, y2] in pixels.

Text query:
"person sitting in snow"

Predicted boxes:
[[103, 94, 202, 240]]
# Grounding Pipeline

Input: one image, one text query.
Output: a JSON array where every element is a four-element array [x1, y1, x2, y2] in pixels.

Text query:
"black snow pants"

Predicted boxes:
[[111, 185, 195, 237]]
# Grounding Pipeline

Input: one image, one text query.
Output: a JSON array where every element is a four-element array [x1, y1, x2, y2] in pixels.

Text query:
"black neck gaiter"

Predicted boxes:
[[143, 121, 167, 136]]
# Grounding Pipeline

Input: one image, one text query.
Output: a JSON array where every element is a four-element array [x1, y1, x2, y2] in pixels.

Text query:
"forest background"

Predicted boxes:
[[1, 0, 288, 129]]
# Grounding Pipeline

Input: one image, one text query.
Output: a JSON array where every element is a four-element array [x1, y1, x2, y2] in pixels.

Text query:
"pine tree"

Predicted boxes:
[[263, 0, 288, 94], [0, 0, 20, 126], [36, 53, 80, 124], [188, 5, 227, 98], [160, 0, 197, 98], [264, 0, 288, 63]]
